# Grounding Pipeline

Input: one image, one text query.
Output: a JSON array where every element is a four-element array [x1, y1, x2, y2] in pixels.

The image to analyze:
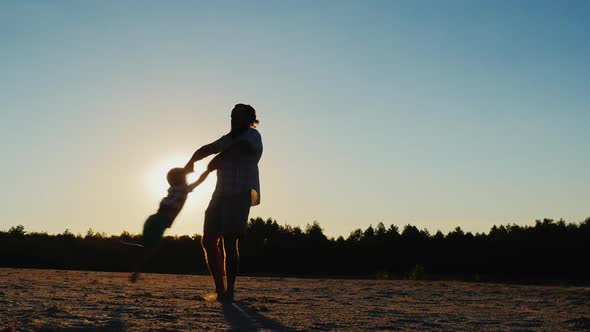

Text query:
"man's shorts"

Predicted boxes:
[[142, 213, 171, 249], [204, 191, 251, 237]]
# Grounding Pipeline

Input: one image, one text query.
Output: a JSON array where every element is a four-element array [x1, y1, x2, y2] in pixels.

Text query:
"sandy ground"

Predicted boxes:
[[0, 268, 588, 331]]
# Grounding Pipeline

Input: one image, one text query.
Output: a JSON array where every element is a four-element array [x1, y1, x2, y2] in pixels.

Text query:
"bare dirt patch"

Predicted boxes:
[[0, 268, 588, 331]]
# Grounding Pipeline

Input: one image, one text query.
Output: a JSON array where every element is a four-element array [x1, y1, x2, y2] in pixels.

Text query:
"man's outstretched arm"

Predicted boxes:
[[184, 144, 218, 172], [185, 130, 259, 172]]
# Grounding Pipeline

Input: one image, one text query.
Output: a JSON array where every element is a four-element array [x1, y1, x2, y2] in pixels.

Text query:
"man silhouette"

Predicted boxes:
[[185, 104, 263, 301]]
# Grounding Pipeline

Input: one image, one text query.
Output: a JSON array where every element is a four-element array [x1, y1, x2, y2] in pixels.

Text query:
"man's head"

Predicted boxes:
[[167, 167, 188, 187], [231, 103, 259, 130]]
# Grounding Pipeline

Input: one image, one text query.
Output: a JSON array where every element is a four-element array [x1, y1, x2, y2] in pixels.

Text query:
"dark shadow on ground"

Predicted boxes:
[[222, 301, 297, 331]]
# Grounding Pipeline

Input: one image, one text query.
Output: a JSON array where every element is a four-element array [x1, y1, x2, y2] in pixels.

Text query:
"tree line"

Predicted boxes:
[[1, 217, 588, 283]]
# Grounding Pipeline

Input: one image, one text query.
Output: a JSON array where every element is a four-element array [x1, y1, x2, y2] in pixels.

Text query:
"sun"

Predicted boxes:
[[146, 154, 216, 202]]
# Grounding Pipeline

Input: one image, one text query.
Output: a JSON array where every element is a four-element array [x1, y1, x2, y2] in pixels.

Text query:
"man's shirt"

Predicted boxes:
[[211, 128, 263, 206]]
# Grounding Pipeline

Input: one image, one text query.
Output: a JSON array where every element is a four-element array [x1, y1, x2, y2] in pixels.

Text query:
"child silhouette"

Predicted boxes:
[[129, 167, 210, 282]]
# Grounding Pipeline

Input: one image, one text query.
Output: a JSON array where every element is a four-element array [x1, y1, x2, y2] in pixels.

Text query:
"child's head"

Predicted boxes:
[[167, 167, 188, 187]]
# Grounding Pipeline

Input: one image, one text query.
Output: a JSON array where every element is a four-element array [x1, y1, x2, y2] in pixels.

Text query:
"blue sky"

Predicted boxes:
[[1, 1, 589, 237]]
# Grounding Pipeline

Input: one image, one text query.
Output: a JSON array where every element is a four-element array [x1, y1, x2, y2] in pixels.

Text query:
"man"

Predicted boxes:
[[185, 103, 263, 301]]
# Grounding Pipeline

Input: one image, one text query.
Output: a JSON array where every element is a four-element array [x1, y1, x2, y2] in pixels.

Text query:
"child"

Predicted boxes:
[[129, 167, 210, 282]]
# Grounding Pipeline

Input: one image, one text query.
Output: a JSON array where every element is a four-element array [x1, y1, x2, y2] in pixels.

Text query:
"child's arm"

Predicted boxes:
[[187, 170, 211, 191]]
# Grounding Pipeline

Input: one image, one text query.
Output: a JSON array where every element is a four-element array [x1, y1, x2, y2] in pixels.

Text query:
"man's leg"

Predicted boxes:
[[223, 235, 240, 300], [201, 233, 225, 297]]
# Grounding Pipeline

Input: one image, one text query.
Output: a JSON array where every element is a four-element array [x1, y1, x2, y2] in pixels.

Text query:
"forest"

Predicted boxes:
[[1, 217, 588, 284]]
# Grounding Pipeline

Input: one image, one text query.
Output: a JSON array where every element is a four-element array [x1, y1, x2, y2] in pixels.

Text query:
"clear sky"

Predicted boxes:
[[1, 1, 589, 238]]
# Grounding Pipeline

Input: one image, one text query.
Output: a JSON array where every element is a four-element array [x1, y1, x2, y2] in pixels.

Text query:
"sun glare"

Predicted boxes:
[[146, 155, 216, 203]]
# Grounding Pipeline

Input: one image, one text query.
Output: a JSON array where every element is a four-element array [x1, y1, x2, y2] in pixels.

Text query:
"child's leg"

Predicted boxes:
[[130, 248, 157, 283], [130, 214, 168, 282]]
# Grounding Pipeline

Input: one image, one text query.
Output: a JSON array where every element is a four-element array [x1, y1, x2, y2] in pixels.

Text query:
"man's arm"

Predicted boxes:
[[185, 130, 260, 172], [184, 144, 217, 172], [185, 132, 239, 172], [205, 139, 253, 172]]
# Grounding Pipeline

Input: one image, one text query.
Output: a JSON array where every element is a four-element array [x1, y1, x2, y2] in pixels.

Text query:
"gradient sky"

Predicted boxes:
[[1, 1, 589, 238]]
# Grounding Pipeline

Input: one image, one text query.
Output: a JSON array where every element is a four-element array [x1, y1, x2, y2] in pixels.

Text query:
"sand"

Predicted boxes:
[[0, 268, 588, 331]]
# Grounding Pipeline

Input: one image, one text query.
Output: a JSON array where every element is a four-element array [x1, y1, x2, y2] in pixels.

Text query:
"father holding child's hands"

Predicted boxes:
[[184, 103, 263, 302]]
